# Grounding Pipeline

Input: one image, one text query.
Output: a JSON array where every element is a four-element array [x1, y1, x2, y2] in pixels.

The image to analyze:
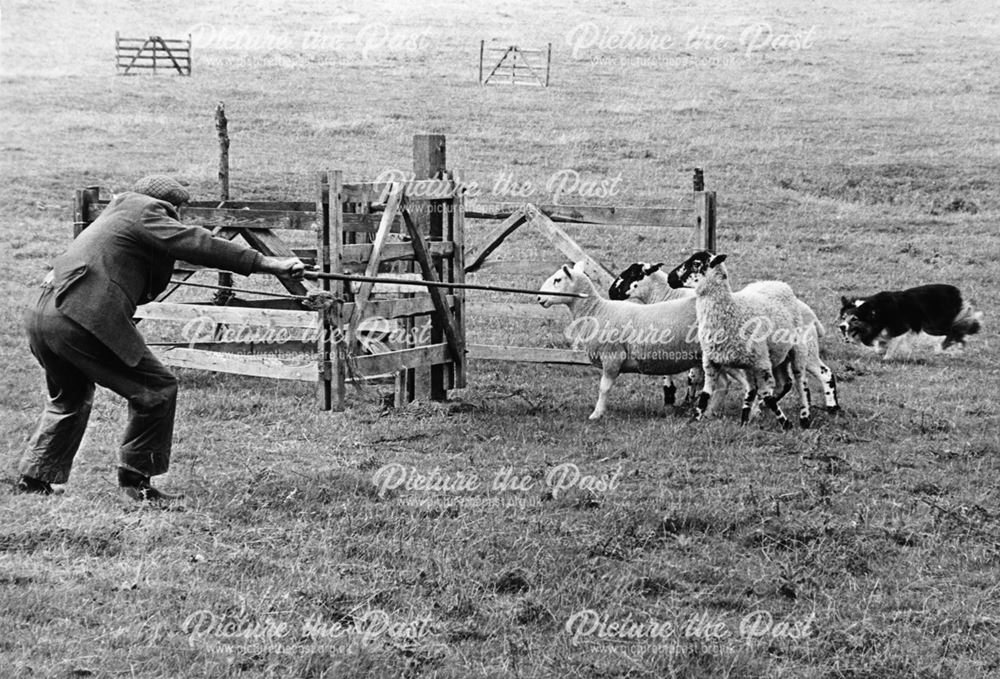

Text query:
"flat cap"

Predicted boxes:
[[132, 175, 190, 206]]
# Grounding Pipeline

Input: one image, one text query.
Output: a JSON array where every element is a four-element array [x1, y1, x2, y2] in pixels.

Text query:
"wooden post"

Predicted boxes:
[[215, 103, 229, 198], [315, 172, 344, 411], [693, 169, 717, 253], [412, 134, 448, 402], [187, 33, 192, 76], [316, 172, 332, 411], [331, 171, 347, 410], [214, 103, 234, 306], [73, 186, 100, 237], [450, 172, 467, 389], [545, 42, 552, 87], [479, 40, 484, 85]]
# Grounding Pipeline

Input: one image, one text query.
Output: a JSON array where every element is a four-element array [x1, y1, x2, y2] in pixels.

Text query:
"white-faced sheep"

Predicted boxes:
[[610, 261, 840, 413], [665, 251, 816, 429], [537, 262, 702, 420]]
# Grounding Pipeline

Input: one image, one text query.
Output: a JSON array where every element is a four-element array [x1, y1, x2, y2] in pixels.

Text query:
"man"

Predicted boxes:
[[16, 175, 306, 502]]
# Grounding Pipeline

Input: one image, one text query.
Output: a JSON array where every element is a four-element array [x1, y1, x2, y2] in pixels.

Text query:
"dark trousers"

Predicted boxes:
[[18, 287, 178, 484]]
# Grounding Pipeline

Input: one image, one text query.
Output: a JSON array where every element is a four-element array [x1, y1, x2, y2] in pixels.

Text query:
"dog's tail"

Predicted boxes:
[[952, 300, 983, 336]]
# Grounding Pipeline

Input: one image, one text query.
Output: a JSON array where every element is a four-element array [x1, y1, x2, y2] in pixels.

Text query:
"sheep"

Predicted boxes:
[[608, 263, 698, 406], [610, 261, 840, 413], [664, 251, 815, 429], [537, 262, 702, 420]]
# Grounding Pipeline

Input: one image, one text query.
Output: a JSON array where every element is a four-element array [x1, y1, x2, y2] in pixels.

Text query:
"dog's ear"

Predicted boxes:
[[708, 254, 727, 268], [841, 296, 851, 308]]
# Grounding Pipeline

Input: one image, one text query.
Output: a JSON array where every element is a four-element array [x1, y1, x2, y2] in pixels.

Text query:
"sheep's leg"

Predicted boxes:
[[773, 361, 792, 402], [686, 368, 700, 404], [662, 376, 676, 407], [791, 351, 811, 429], [590, 365, 620, 420], [736, 371, 757, 425], [807, 360, 840, 412], [757, 366, 792, 431], [693, 362, 722, 422], [739, 369, 763, 421]]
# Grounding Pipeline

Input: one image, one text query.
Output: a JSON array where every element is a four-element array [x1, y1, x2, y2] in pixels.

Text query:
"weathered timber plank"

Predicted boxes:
[[342, 294, 455, 320], [402, 209, 465, 371], [467, 344, 591, 365], [149, 340, 317, 355], [341, 180, 456, 203], [134, 302, 317, 329], [153, 347, 317, 381], [351, 343, 451, 375], [523, 204, 616, 289], [466, 203, 690, 226], [236, 228, 312, 296], [350, 184, 404, 325], [463, 208, 527, 274], [341, 241, 452, 264]]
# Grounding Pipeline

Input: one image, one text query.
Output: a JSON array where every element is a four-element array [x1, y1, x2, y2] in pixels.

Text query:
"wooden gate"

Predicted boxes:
[[71, 137, 465, 411], [115, 33, 192, 76]]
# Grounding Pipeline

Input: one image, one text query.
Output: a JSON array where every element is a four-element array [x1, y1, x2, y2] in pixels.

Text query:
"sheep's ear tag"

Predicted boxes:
[[708, 254, 727, 268]]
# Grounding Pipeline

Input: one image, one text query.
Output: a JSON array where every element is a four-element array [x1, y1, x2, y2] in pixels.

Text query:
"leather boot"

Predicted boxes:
[[118, 468, 182, 503]]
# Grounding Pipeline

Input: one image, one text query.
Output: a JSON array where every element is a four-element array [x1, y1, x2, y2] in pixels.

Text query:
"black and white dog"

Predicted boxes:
[[838, 284, 982, 360]]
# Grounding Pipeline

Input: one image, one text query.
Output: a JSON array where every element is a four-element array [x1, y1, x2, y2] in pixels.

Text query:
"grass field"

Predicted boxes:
[[2, 1, 1000, 677]]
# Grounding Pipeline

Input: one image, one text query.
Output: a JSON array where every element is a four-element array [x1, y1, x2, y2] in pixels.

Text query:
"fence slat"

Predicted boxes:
[[467, 344, 590, 365], [523, 204, 616, 289], [134, 302, 317, 329], [463, 207, 527, 274], [467, 203, 689, 226], [153, 347, 317, 381], [352, 343, 452, 375], [341, 241, 452, 264], [350, 185, 404, 326]]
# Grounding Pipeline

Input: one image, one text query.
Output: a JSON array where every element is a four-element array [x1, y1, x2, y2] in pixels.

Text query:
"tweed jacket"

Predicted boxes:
[[48, 192, 263, 366]]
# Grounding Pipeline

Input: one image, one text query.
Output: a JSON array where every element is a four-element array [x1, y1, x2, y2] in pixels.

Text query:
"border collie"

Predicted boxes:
[[838, 284, 982, 360]]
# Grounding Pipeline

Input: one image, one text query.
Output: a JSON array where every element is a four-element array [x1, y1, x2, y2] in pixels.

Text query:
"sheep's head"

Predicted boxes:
[[538, 264, 582, 308], [666, 251, 727, 289], [608, 262, 663, 301]]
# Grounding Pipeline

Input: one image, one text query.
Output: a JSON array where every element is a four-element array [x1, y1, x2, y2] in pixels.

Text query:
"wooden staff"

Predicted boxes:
[[302, 270, 587, 298]]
